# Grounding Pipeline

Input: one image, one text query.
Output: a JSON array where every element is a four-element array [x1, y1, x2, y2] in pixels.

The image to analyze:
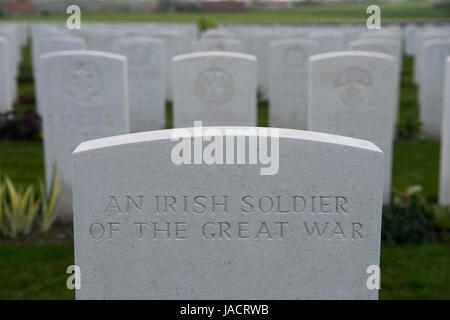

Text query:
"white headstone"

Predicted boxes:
[[191, 38, 242, 53], [39, 51, 129, 220], [269, 39, 319, 129], [73, 127, 383, 299], [414, 30, 450, 85], [172, 52, 257, 127], [309, 30, 346, 54], [202, 28, 235, 39], [419, 39, 450, 136], [84, 28, 125, 52], [0, 29, 18, 105], [31, 27, 69, 77], [308, 51, 399, 204], [359, 28, 402, 42], [149, 30, 184, 101], [439, 57, 450, 206], [0, 37, 11, 112], [34, 36, 86, 115], [255, 32, 284, 100], [404, 24, 419, 56], [349, 38, 401, 61], [114, 37, 166, 132], [348, 38, 402, 123]]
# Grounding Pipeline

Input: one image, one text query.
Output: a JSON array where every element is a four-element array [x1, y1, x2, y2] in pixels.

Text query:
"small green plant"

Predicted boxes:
[[382, 185, 450, 245], [0, 183, 6, 236], [0, 174, 41, 238], [429, 204, 450, 230], [197, 17, 217, 33], [0, 166, 61, 239], [399, 186, 450, 231], [397, 115, 421, 140], [39, 165, 61, 232], [0, 109, 41, 141]]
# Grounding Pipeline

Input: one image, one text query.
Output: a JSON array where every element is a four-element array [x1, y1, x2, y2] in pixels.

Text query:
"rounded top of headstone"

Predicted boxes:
[[310, 50, 396, 63], [73, 127, 382, 155], [173, 51, 257, 63], [39, 50, 127, 63]]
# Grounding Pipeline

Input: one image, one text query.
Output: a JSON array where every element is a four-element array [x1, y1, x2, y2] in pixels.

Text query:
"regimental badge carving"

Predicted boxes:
[[334, 66, 372, 106], [282, 46, 306, 69], [127, 44, 151, 67], [65, 62, 103, 107], [195, 68, 234, 105]]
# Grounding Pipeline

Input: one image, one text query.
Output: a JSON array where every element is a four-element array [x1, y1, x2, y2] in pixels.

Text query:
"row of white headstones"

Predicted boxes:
[[0, 21, 449, 299], [0, 23, 27, 114], [14, 23, 447, 216]]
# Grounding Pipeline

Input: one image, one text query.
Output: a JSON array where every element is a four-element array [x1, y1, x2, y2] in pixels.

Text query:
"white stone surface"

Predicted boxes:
[[149, 30, 185, 101], [419, 38, 450, 136], [348, 38, 402, 123], [404, 24, 419, 56], [308, 51, 398, 204], [414, 30, 450, 85], [172, 52, 257, 127], [191, 38, 242, 53], [35, 36, 85, 62], [84, 29, 126, 52], [359, 27, 402, 42], [0, 28, 18, 105], [309, 30, 346, 53], [34, 36, 86, 115], [73, 127, 383, 299], [39, 50, 129, 220], [0, 37, 11, 112], [269, 39, 319, 129], [440, 57, 450, 206], [255, 32, 284, 100], [31, 27, 69, 78], [202, 28, 235, 39], [114, 37, 166, 132], [349, 38, 401, 61]]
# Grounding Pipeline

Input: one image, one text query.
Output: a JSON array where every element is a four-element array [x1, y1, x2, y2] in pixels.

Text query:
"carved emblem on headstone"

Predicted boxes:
[[334, 66, 372, 106], [195, 68, 234, 105], [65, 62, 103, 106]]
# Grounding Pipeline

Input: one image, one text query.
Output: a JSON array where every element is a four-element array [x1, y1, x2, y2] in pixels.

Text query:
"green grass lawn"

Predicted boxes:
[[379, 243, 450, 299], [2, 2, 449, 24], [393, 138, 440, 201], [0, 243, 448, 299], [0, 244, 75, 300]]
